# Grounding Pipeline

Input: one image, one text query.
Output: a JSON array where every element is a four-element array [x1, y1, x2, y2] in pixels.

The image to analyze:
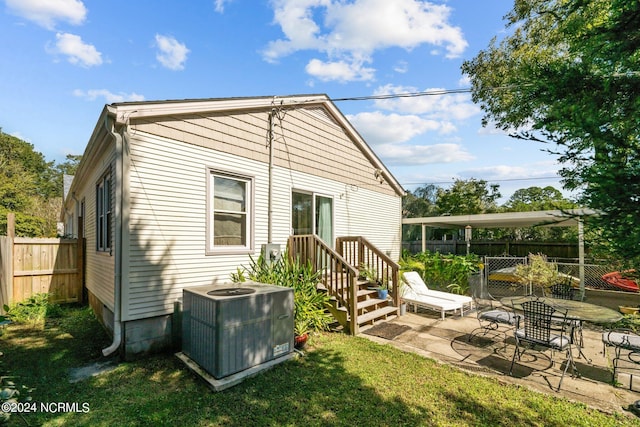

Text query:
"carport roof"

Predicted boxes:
[[402, 209, 598, 229]]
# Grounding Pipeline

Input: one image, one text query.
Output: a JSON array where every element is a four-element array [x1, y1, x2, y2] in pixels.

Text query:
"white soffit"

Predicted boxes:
[[402, 209, 598, 229]]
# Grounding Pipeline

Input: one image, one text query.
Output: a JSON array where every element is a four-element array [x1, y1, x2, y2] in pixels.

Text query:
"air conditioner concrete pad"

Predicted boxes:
[[175, 351, 297, 392]]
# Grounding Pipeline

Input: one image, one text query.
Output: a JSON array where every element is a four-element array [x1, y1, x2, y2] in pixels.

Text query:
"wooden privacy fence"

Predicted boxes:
[[0, 213, 84, 311]]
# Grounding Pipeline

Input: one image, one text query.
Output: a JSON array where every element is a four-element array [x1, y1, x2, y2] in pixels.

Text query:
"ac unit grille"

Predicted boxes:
[[182, 283, 293, 379]]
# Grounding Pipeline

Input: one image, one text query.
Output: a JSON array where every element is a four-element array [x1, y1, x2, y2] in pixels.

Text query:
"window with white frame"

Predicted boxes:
[[96, 170, 112, 252], [207, 169, 253, 253]]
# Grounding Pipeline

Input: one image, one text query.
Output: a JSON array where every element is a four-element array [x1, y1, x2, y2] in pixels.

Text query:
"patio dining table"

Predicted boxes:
[[500, 296, 623, 324], [501, 296, 623, 363]]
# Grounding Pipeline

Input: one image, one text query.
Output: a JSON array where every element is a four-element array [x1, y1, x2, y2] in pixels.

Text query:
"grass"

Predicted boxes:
[[1, 306, 639, 426]]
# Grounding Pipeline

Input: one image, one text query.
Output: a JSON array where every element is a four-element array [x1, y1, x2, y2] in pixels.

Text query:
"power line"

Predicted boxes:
[[402, 176, 562, 186], [328, 88, 473, 102]]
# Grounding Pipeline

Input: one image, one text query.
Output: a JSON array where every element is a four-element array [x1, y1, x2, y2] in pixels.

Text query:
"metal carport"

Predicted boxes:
[[402, 209, 598, 292]]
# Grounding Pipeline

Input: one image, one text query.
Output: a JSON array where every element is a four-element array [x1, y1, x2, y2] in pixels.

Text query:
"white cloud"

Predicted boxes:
[[155, 34, 189, 70], [73, 89, 145, 103], [48, 32, 102, 67], [213, 0, 233, 13], [9, 131, 30, 142], [459, 162, 561, 181], [375, 142, 474, 165], [393, 61, 408, 74], [6, 0, 87, 30], [348, 111, 452, 145], [263, 0, 467, 82], [477, 118, 532, 136], [305, 58, 374, 82], [372, 84, 480, 120], [458, 75, 471, 87]]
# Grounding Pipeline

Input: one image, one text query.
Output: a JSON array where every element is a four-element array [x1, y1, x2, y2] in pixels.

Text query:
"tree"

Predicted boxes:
[[503, 186, 575, 212], [462, 0, 640, 265], [402, 184, 439, 242], [436, 178, 501, 216], [55, 154, 82, 177], [498, 186, 578, 241], [0, 129, 81, 237], [403, 184, 438, 218]]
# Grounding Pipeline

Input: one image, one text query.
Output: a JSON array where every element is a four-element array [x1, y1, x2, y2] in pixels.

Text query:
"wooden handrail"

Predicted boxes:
[[288, 235, 359, 335], [336, 236, 400, 308]]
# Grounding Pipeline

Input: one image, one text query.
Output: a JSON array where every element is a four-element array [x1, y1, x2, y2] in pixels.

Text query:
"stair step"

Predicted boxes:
[[334, 288, 376, 303], [357, 305, 398, 325], [357, 297, 388, 310]]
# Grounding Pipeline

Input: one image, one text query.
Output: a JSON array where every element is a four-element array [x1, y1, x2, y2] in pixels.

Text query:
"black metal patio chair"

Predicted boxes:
[[509, 298, 577, 391], [550, 283, 575, 300], [549, 283, 585, 353], [468, 273, 519, 344], [602, 328, 640, 389], [469, 300, 519, 344]]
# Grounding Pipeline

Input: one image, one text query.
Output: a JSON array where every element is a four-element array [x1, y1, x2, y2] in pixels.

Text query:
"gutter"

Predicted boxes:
[[102, 113, 124, 357]]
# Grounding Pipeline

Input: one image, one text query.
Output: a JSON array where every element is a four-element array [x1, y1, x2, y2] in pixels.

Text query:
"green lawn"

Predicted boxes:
[[1, 306, 638, 426]]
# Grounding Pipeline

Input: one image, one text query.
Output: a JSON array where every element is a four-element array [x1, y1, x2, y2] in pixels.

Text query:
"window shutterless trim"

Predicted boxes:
[[96, 168, 112, 253], [205, 167, 255, 255]]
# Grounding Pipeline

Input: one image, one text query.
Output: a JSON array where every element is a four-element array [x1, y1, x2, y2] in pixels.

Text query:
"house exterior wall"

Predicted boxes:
[[131, 105, 396, 198], [64, 97, 403, 357], [122, 126, 401, 323], [71, 140, 117, 312]]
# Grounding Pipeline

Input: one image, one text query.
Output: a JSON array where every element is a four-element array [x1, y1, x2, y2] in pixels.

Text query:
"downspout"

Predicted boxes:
[[102, 114, 124, 357]]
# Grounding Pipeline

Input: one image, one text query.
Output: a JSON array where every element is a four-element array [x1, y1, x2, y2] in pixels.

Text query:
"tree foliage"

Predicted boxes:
[[436, 178, 501, 216], [0, 129, 80, 237], [503, 186, 573, 212], [462, 0, 640, 265], [402, 181, 578, 243]]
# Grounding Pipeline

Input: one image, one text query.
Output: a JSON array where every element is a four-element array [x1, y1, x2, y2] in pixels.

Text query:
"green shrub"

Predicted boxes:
[[611, 314, 640, 332], [234, 253, 333, 334], [400, 251, 481, 295], [3, 293, 61, 325]]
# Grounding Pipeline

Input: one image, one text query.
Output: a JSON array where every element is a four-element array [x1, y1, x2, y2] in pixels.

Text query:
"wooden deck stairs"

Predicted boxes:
[[322, 275, 398, 331], [288, 235, 400, 335]]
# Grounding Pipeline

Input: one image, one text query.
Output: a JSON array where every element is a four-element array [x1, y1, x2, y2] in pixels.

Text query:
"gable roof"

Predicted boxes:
[[106, 94, 405, 197]]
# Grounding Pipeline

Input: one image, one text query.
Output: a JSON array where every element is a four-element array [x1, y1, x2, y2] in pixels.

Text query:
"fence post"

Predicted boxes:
[[1, 214, 15, 312]]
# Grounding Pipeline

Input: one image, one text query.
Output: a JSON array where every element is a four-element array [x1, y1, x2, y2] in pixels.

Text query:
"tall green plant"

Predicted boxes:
[[515, 253, 560, 295], [234, 253, 332, 334], [3, 293, 62, 325], [400, 251, 481, 295]]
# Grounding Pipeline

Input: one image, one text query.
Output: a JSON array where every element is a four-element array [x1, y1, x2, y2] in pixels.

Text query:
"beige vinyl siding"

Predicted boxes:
[[122, 103, 401, 321], [123, 130, 400, 321], [284, 168, 402, 259], [77, 149, 117, 311], [123, 132, 270, 320], [131, 106, 397, 198]]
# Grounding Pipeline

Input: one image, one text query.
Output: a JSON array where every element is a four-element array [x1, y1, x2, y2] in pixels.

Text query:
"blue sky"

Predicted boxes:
[[0, 0, 572, 202]]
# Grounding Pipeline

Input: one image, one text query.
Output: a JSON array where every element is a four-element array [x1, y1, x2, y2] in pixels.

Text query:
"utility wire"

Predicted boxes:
[[328, 88, 473, 102], [402, 176, 562, 186]]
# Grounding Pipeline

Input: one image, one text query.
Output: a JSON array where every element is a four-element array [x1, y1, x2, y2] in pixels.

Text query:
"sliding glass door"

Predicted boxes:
[[292, 191, 333, 246]]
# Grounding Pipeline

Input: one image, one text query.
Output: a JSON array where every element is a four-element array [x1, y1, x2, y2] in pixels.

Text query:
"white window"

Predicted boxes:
[[207, 169, 253, 253], [96, 171, 112, 252]]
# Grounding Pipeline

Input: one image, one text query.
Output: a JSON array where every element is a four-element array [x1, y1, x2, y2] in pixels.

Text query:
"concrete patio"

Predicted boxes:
[[360, 308, 640, 419]]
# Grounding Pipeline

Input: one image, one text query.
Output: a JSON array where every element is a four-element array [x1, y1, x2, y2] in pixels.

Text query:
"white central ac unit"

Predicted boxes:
[[182, 282, 294, 379]]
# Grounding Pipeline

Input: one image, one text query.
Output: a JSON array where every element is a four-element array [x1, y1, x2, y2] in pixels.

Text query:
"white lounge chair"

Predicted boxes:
[[402, 271, 475, 316], [401, 284, 464, 320]]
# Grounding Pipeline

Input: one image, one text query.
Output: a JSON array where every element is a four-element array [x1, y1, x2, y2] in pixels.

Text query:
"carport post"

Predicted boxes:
[[465, 225, 472, 255], [578, 217, 585, 300]]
